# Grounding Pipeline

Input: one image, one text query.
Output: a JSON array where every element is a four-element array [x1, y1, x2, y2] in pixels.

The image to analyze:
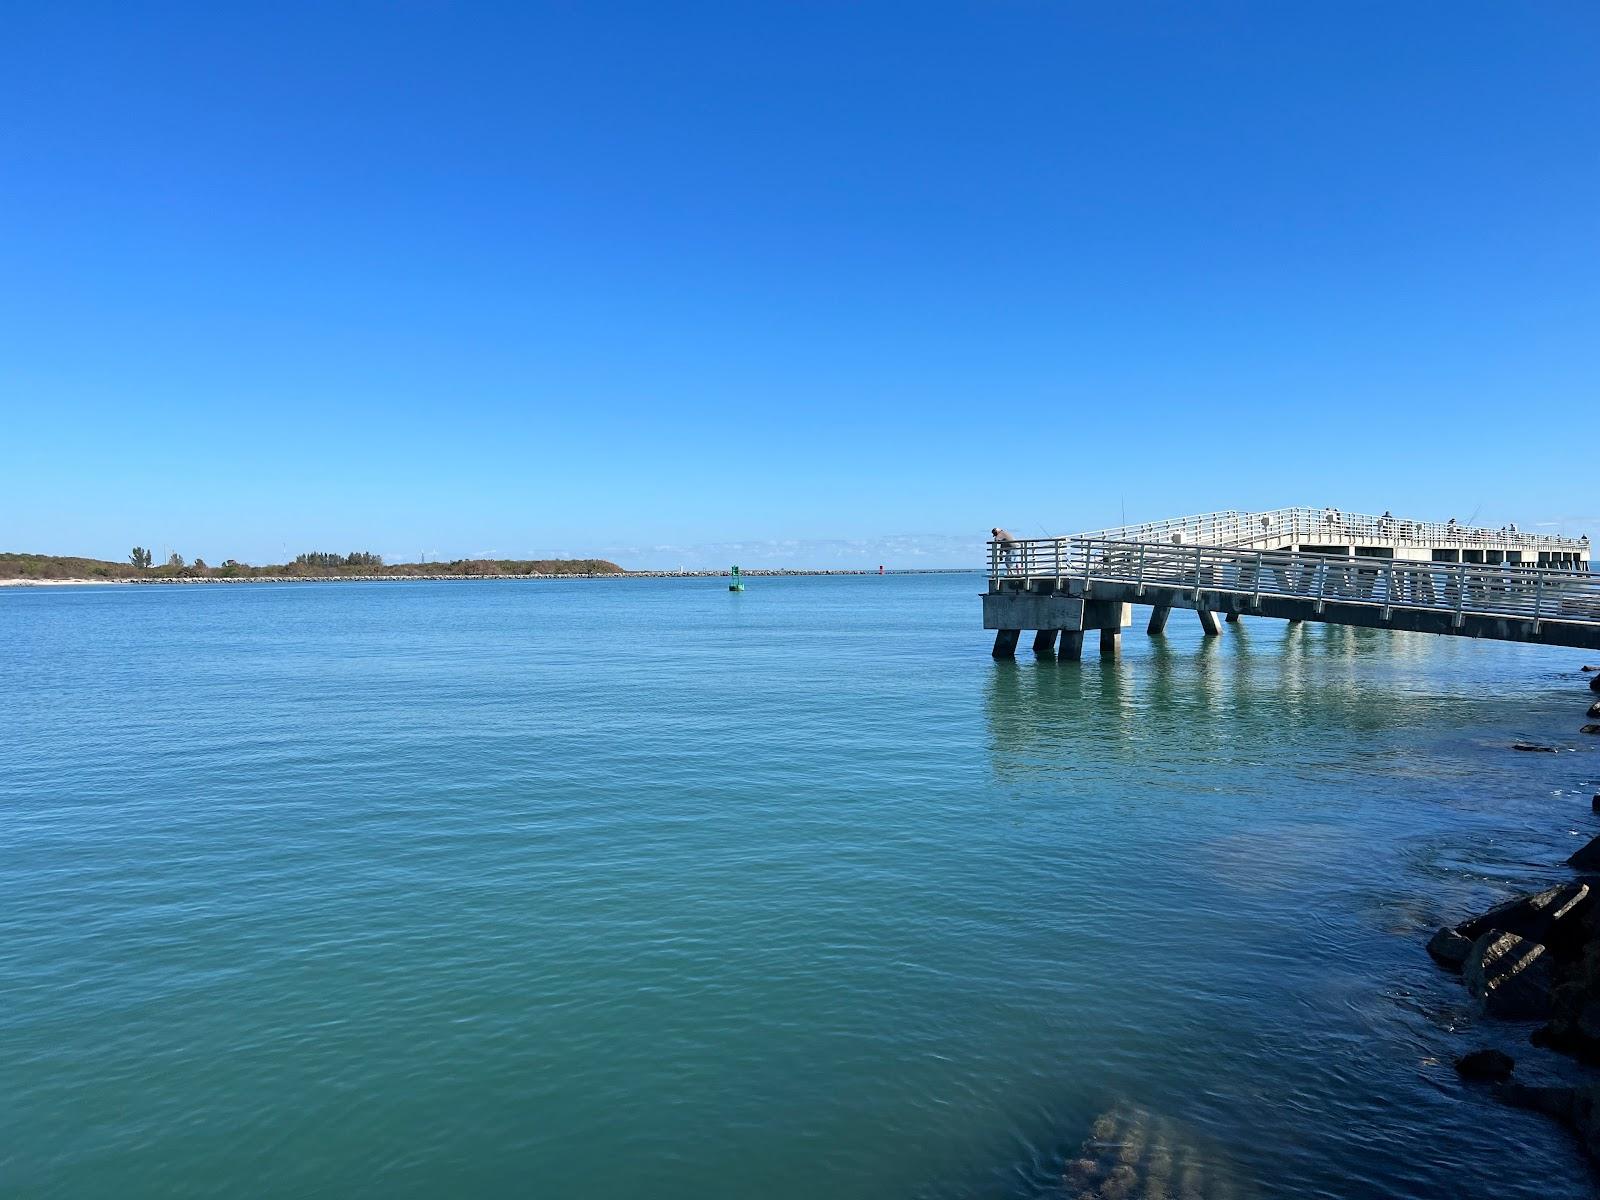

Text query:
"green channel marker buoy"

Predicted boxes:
[[728, 565, 744, 592]]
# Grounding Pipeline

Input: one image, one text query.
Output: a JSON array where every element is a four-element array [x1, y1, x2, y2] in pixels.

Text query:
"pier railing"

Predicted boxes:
[[1067, 508, 1589, 554], [988, 537, 1600, 629]]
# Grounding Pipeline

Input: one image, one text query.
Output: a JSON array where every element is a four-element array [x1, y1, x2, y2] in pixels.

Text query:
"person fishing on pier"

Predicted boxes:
[[991, 527, 1018, 574]]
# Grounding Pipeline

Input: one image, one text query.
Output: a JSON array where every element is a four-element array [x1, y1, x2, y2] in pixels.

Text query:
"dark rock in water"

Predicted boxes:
[[1582, 725, 1600, 736], [1513, 742, 1559, 752], [1592, 674, 1600, 693], [1587, 701, 1600, 718], [1459, 882, 1593, 950], [1455, 1048, 1515, 1081], [1428, 926, 1475, 971], [1585, 665, 1600, 673], [1571, 838, 1600, 871], [1593, 793, 1600, 814], [1465, 932, 1554, 1020]]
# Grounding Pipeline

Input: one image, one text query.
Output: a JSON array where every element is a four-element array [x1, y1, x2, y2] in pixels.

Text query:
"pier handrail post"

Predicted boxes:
[[1534, 570, 1545, 633], [1191, 543, 1203, 602], [1253, 550, 1263, 608], [1454, 562, 1467, 627], [1381, 560, 1394, 620], [1136, 543, 1147, 596], [1055, 538, 1062, 590]]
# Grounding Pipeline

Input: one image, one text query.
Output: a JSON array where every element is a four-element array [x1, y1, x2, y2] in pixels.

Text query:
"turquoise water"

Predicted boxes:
[[4, 575, 1598, 1198]]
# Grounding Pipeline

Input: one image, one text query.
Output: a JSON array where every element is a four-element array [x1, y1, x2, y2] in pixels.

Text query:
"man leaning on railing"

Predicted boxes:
[[992, 527, 1018, 575]]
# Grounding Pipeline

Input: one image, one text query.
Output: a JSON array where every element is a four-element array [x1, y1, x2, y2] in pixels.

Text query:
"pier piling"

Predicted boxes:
[[1033, 629, 1059, 656], [1147, 604, 1172, 636]]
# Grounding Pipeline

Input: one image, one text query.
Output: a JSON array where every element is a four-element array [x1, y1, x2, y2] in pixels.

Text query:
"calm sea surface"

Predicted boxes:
[[4, 575, 1599, 1198]]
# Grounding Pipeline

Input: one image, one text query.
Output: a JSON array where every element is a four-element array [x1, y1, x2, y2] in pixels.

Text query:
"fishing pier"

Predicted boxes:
[[985, 508, 1598, 658]]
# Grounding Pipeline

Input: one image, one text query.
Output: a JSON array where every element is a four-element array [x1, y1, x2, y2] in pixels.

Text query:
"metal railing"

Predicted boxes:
[[1066, 507, 1589, 554], [987, 536, 1600, 630]]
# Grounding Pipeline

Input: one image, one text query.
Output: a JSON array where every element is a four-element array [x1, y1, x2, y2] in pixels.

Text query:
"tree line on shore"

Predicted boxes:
[[1, 549, 624, 581]]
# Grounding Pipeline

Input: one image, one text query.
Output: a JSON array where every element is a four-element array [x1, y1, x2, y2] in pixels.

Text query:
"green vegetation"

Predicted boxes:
[[0, 551, 625, 581]]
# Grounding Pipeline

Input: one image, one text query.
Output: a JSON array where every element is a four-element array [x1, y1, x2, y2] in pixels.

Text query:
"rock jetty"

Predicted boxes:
[[1425, 667, 1600, 1165]]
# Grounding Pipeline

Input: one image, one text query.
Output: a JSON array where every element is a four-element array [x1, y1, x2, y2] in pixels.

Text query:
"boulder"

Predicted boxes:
[[1582, 725, 1600, 736], [1594, 793, 1600, 814], [1571, 839, 1600, 872], [1458, 882, 1593, 950], [1587, 701, 1600, 718], [1586, 666, 1600, 673], [1540, 943, 1600, 1062], [1464, 932, 1553, 1020], [1455, 1048, 1515, 1081], [1428, 926, 1475, 971], [1513, 742, 1559, 752], [1592, 674, 1600, 693]]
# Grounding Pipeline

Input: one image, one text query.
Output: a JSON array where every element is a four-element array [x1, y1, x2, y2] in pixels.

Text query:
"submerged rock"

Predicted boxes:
[[1455, 1048, 1515, 1081], [1593, 793, 1600, 814], [1464, 932, 1553, 1020], [1512, 742, 1560, 752], [1591, 674, 1600, 693], [1582, 725, 1600, 736], [1063, 1103, 1241, 1199], [1496, 1083, 1600, 1165], [1586, 701, 1600, 718]]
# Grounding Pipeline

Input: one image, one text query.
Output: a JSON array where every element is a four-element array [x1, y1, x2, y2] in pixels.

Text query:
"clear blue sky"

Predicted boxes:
[[3, 2, 1597, 568]]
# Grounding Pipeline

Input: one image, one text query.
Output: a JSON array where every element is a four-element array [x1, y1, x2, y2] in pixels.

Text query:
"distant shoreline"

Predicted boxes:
[[1, 569, 981, 588]]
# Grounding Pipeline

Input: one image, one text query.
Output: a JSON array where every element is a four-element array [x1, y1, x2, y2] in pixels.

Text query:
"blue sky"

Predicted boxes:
[[3, 2, 1597, 569]]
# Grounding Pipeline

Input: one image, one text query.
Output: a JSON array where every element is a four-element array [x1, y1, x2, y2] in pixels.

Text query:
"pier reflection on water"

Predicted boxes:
[[984, 619, 1467, 782]]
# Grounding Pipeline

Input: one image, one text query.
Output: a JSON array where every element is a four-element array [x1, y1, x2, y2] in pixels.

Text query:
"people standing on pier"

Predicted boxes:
[[992, 527, 1018, 574]]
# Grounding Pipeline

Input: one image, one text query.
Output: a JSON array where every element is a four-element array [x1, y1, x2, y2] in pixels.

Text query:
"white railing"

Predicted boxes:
[[1065, 507, 1589, 554], [987, 536, 1600, 629]]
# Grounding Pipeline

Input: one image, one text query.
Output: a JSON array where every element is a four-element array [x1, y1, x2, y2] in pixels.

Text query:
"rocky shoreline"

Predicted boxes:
[[1425, 666, 1600, 1165]]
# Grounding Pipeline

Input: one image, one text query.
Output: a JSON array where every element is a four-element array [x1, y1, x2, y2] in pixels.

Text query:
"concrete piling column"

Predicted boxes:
[[1059, 630, 1085, 661], [992, 629, 1020, 659], [1032, 629, 1059, 656], [1197, 608, 1223, 637], [1147, 604, 1172, 635], [1100, 628, 1121, 657], [1225, 611, 1241, 623]]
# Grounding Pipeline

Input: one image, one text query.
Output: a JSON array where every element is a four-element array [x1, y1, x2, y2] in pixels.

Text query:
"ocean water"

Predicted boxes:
[[3, 574, 1598, 1199]]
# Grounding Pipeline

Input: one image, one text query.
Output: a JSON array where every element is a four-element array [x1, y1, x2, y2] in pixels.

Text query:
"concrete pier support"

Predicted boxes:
[[1147, 604, 1172, 636], [1100, 628, 1121, 657], [1059, 630, 1084, 661], [992, 629, 1020, 659], [1032, 629, 1058, 656], [1225, 611, 1241, 623], [1197, 608, 1223, 637]]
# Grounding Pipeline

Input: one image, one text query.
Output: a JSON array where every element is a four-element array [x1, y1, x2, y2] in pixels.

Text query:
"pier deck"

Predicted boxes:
[[985, 508, 1597, 658]]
